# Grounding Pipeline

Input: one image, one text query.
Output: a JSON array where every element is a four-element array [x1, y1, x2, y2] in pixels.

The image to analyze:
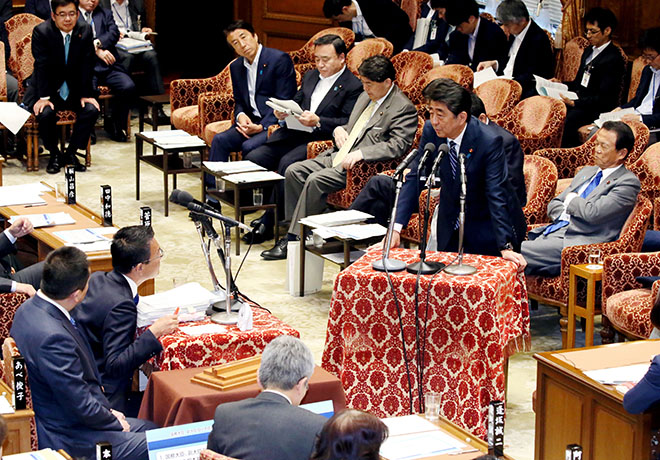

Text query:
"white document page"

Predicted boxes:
[[0, 102, 31, 134]]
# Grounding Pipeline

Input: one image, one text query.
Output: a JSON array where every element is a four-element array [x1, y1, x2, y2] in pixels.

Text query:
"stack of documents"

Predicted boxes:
[[594, 107, 637, 127], [5, 449, 69, 460], [222, 170, 284, 184], [10, 212, 75, 228], [0, 182, 50, 206], [265, 98, 313, 132], [584, 362, 650, 385], [54, 227, 117, 252], [203, 160, 266, 174], [117, 36, 153, 53], [535, 74, 578, 100], [312, 223, 386, 241], [141, 130, 206, 148], [473, 67, 511, 88], [300, 210, 373, 227], [137, 282, 226, 327]]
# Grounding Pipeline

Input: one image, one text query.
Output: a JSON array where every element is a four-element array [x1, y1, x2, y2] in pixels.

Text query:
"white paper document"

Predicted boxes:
[[413, 17, 431, 49], [300, 210, 373, 228], [10, 212, 75, 228], [117, 36, 153, 53], [265, 98, 304, 116], [381, 415, 441, 437], [179, 323, 228, 336], [312, 223, 386, 241], [584, 362, 651, 385], [473, 67, 511, 88], [140, 129, 206, 148], [222, 171, 285, 184], [203, 160, 266, 174], [54, 227, 113, 244], [4, 448, 68, 460], [380, 430, 468, 459], [594, 107, 637, 127], [0, 102, 31, 134], [0, 182, 50, 206], [535, 74, 578, 100], [284, 115, 314, 133], [0, 394, 14, 414]]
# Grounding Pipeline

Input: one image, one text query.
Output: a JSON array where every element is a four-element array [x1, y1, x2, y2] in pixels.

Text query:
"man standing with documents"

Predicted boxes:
[[75, 225, 178, 416]]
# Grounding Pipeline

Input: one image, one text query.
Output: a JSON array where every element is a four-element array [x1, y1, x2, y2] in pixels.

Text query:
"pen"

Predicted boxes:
[[174, 307, 180, 316], [24, 203, 47, 208]]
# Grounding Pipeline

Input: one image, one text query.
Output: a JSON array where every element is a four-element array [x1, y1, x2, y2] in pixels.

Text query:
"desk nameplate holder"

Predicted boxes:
[[191, 354, 261, 391]]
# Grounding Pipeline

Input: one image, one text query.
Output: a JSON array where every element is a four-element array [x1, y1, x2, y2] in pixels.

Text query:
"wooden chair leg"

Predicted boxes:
[[86, 138, 91, 166], [600, 314, 615, 344]]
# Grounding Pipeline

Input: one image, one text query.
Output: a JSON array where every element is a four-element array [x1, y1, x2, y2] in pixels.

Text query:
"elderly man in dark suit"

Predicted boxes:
[[0, 217, 43, 297], [261, 55, 418, 260], [444, 0, 509, 72], [476, 0, 554, 99], [75, 225, 178, 416], [208, 20, 296, 165], [24, 0, 99, 174], [10, 246, 155, 460], [242, 34, 363, 244], [207, 335, 326, 460]]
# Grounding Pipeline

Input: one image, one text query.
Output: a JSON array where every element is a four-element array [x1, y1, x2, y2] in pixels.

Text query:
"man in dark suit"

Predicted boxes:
[[208, 20, 297, 165], [403, 0, 449, 60], [75, 225, 178, 416], [0, 217, 43, 297], [24, 0, 99, 174], [207, 335, 326, 460], [322, 0, 413, 54], [623, 353, 660, 414], [78, 0, 135, 142], [350, 91, 526, 227], [25, 0, 51, 19], [261, 55, 418, 260], [242, 34, 362, 244], [10, 246, 155, 460], [444, 0, 508, 72], [561, 7, 626, 147], [476, 0, 554, 99], [521, 121, 640, 276]]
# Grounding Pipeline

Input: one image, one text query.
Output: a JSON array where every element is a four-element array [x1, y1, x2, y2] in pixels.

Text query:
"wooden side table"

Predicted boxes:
[[567, 263, 603, 348], [139, 94, 171, 133]]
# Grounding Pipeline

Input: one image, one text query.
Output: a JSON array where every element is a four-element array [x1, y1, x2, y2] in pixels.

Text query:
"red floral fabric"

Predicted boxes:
[[322, 248, 530, 438], [523, 155, 557, 225], [392, 51, 434, 107], [499, 96, 566, 155], [346, 38, 393, 76], [424, 65, 473, 91], [474, 79, 522, 125]]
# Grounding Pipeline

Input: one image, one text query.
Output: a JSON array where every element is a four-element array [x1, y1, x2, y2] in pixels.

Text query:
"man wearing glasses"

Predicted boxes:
[[560, 7, 625, 147], [75, 225, 178, 416]]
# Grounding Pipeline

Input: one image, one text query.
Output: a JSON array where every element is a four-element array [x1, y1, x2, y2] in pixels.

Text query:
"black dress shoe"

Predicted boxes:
[[261, 238, 288, 260], [242, 222, 274, 244], [63, 152, 86, 172], [110, 127, 128, 142], [46, 154, 60, 174], [157, 107, 170, 125]]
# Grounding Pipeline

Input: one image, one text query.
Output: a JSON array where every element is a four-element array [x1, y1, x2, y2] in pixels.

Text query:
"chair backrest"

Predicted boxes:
[[199, 449, 241, 460], [0, 293, 29, 348], [289, 27, 356, 65], [424, 64, 473, 91], [500, 95, 566, 155], [399, 0, 420, 30], [0, 42, 6, 100], [628, 56, 647, 102], [625, 120, 650, 166], [391, 51, 433, 106], [630, 142, 660, 198], [14, 32, 34, 99], [612, 43, 629, 106], [5, 13, 43, 77], [617, 195, 653, 252], [523, 155, 558, 225], [557, 36, 589, 81], [474, 79, 522, 122], [346, 38, 394, 75]]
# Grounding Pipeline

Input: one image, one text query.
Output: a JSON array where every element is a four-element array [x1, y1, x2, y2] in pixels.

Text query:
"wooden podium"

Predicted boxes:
[[534, 341, 660, 460]]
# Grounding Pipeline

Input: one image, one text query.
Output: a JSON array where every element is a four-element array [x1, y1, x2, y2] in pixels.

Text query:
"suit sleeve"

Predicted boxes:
[[317, 80, 363, 136], [40, 331, 122, 430], [483, 134, 518, 248], [359, 95, 417, 161], [623, 356, 660, 414], [259, 53, 296, 129], [445, 30, 465, 65], [102, 300, 162, 380], [621, 67, 648, 110], [566, 173, 640, 224], [96, 9, 120, 49], [504, 134, 526, 206], [31, 25, 50, 99], [80, 26, 96, 98]]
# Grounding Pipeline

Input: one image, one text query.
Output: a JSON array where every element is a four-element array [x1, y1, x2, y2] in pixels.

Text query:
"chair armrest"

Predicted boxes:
[[602, 251, 660, 300], [170, 76, 227, 112], [307, 140, 334, 159], [654, 197, 660, 231], [198, 91, 235, 129]]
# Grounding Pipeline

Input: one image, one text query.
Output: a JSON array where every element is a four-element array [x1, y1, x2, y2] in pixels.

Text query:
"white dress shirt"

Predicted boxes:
[[352, 0, 375, 38], [309, 66, 345, 115], [121, 273, 139, 298], [585, 41, 610, 66], [242, 44, 263, 119], [636, 67, 660, 116], [468, 17, 481, 61], [110, 0, 133, 35], [502, 19, 531, 78]]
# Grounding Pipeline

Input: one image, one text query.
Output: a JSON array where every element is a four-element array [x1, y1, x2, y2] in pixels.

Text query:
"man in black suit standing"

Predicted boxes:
[[25, 0, 99, 174], [476, 0, 554, 99], [444, 0, 508, 72], [207, 335, 326, 460], [242, 34, 363, 243], [0, 217, 43, 297], [322, 0, 413, 54], [561, 7, 625, 147], [78, 0, 135, 142], [75, 225, 178, 416]]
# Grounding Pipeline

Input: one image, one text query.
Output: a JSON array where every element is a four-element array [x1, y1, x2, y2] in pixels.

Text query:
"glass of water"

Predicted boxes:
[[588, 250, 602, 266], [424, 392, 440, 421], [56, 182, 66, 202], [253, 188, 264, 206]]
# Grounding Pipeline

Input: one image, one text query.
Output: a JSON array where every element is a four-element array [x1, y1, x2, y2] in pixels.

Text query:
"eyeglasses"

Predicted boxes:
[[55, 11, 78, 18], [642, 53, 660, 62], [585, 27, 601, 36], [144, 247, 164, 264]]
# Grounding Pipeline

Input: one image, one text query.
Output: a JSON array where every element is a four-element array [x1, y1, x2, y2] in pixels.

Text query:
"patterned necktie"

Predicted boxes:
[[448, 140, 458, 180], [69, 316, 78, 329], [59, 34, 70, 100], [543, 170, 603, 236], [332, 101, 376, 168]]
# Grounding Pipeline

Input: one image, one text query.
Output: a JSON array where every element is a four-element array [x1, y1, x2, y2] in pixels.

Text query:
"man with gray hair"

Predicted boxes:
[[475, 0, 554, 98], [207, 335, 326, 460]]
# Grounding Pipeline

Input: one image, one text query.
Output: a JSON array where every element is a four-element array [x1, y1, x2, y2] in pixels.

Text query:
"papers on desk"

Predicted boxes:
[[5, 449, 69, 460], [146, 420, 213, 460], [222, 170, 285, 184], [473, 67, 511, 88], [137, 282, 225, 327], [9, 212, 75, 228], [203, 160, 266, 174], [312, 223, 386, 241], [535, 75, 578, 100], [413, 17, 431, 49], [0, 102, 31, 134], [381, 415, 440, 436], [55, 227, 116, 252], [0, 182, 50, 206], [300, 209, 373, 228], [380, 429, 468, 459], [594, 107, 637, 127], [140, 129, 206, 148], [584, 362, 651, 385]]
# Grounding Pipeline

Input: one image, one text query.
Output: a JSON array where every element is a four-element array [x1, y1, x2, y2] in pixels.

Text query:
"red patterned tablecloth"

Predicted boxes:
[[152, 307, 300, 370], [321, 248, 530, 438]]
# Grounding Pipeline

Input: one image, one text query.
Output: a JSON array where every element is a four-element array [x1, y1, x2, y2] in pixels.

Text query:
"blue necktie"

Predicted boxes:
[[69, 316, 78, 329], [543, 171, 603, 236], [133, 294, 140, 305], [448, 140, 458, 180], [59, 34, 70, 101]]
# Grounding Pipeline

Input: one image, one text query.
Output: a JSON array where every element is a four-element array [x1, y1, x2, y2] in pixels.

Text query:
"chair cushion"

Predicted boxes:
[[203, 120, 233, 146], [171, 105, 199, 136], [605, 288, 654, 339]]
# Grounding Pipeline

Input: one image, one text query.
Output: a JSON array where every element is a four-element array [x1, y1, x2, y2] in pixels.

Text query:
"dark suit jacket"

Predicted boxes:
[[623, 354, 660, 414], [339, 0, 413, 54], [24, 19, 95, 108], [230, 46, 296, 130], [77, 6, 123, 73], [268, 66, 362, 145], [622, 65, 660, 130], [207, 391, 327, 460], [100, 0, 144, 32], [403, 10, 449, 57], [74, 270, 161, 409], [10, 295, 122, 454], [396, 118, 526, 255], [484, 120, 526, 206], [503, 20, 554, 98], [446, 17, 508, 71], [0, 232, 16, 293], [566, 42, 626, 116], [25, 0, 51, 20]]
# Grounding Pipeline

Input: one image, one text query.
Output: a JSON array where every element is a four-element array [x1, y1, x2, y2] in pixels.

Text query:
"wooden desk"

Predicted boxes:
[[567, 264, 603, 348], [534, 341, 660, 460], [0, 186, 154, 295], [0, 380, 34, 455]]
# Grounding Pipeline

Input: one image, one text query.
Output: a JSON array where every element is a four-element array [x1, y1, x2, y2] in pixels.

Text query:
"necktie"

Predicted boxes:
[[86, 12, 96, 38], [59, 35, 70, 100], [69, 316, 78, 329], [133, 294, 140, 305], [332, 101, 376, 168], [448, 140, 458, 180], [543, 171, 603, 236]]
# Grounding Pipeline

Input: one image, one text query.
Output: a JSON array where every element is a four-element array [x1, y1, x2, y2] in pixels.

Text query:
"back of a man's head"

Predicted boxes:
[[311, 409, 388, 460], [258, 335, 314, 391], [358, 55, 395, 83], [496, 0, 529, 24], [641, 27, 660, 55], [444, 0, 479, 27], [470, 92, 487, 118], [111, 225, 154, 274], [41, 246, 90, 300], [323, 0, 352, 19]]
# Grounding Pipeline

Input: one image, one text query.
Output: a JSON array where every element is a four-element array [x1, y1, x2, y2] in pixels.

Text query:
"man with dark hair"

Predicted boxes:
[[0, 217, 43, 297], [207, 20, 297, 168], [560, 7, 626, 147], [242, 34, 362, 244], [444, 0, 508, 71], [10, 246, 154, 460], [260, 55, 418, 260], [521, 121, 640, 276], [322, 0, 413, 54], [476, 0, 554, 98], [207, 336, 326, 460], [24, 0, 99, 174], [75, 225, 178, 416]]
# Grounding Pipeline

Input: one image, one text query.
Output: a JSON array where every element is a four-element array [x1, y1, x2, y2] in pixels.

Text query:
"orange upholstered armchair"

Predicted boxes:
[[629, 142, 660, 210], [423, 65, 473, 91], [526, 195, 652, 347], [628, 56, 647, 103], [499, 96, 566, 155], [392, 51, 433, 107], [474, 79, 522, 125], [346, 38, 393, 75], [199, 450, 241, 460], [289, 27, 356, 76], [400, 189, 439, 244], [5, 13, 42, 79], [556, 36, 590, 82], [523, 155, 557, 226]]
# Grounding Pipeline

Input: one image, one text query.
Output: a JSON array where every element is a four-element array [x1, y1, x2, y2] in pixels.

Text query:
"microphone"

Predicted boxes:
[[459, 152, 467, 198], [417, 142, 437, 180], [169, 189, 252, 232], [393, 148, 418, 178], [170, 189, 209, 210], [426, 143, 449, 186]]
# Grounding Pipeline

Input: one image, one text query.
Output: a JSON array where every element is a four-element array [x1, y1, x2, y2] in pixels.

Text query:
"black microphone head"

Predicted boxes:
[[437, 143, 449, 154], [424, 142, 437, 153], [176, 190, 195, 206], [169, 189, 181, 203]]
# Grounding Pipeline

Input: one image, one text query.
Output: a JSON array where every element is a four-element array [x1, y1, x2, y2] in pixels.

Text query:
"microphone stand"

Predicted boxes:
[[444, 153, 477, 275], [372, 171, 407, 272]]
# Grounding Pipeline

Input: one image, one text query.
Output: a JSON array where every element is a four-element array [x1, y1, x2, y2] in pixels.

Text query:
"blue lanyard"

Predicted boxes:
[[112, 2, 130, 29]]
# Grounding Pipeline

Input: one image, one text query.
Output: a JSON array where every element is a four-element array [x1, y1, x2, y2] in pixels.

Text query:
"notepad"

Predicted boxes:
[[10, 212, 75, 228]]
